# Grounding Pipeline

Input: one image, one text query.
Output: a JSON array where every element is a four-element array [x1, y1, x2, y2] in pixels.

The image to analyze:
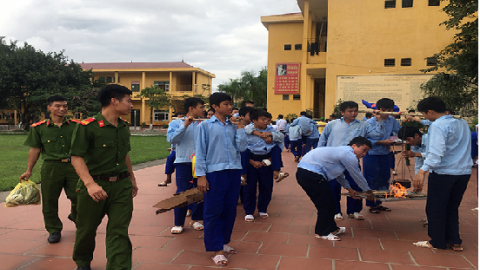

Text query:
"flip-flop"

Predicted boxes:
[[223, 244, 237, 254], [369, 207, 381, 214], [413, 241, 436, 249], [376, 206, 391, 211], [349, 212, 364, 220], [211, 254, 228, 266], [275, 172, 290, 183], [192, 222, 204, 231], [333, 227, 346, 236], [449, 244, 464, 251], [316, 233, 341, 241], [259, 212, 269, 218], [245, 214, 254, 222], [171, 226, 183, 234]]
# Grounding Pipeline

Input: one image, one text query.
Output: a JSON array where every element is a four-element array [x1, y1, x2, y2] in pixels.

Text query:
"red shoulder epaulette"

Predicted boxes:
[[70, 119, 80, 123], [80, 117, 96, 126], [32, 120, 47, 127], [120, 117, 129, 124]]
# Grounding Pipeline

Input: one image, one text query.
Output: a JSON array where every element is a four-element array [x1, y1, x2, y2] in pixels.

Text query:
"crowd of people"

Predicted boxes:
[[20, 84, 475, 269]]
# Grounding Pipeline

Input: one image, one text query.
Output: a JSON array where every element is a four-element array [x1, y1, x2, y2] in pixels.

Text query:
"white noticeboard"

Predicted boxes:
[[336, 74, 434, 111]]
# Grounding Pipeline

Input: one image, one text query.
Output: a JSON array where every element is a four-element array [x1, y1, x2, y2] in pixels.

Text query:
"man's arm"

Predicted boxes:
[[19, 148, 41, 182], [125, 153, 138, 198], [166, 120, 187, 144], [71, 155, 108, 202], [318, 123, 331, 147]]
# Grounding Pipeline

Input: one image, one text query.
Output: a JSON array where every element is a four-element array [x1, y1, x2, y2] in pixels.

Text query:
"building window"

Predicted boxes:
[[384, 59, 395, 67], [426, 57, 438, 66], [293, 95, 301, 100], [106, 76, 115, 83], [74, 112, 81, 119], [294, 44, 302, 50], [154, 110, 169, 121], [401, 58, 412, 66], [385, 0, 396, 8], [283, 95, 289, 100], [402, 0, 413, 8], [284, 44, 292, 50], [131, 81, 140, 92], [154, 81, 170, 91], [428, 0, 440, 6]]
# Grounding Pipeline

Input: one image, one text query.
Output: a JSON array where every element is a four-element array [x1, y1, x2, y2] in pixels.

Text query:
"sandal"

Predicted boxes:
[[158, 182, 168, 187], [245, 214, 254, 222], [211, 254, 228, 266], [275, 172, 290, 183], [223, 244, 237, 254], [376, 205, 391, 212], [413, 241, 436, 249], [369, 207, 381, 214], [259, 212, 269, 218], [334, 213, 343, 220], [192, 221, 204, 231], [333, 227, 346, 236], [449, 244, 464, 252], [171, 226, 183, 234], [349, 212, 364, 220], [315, 233, 341, 241]]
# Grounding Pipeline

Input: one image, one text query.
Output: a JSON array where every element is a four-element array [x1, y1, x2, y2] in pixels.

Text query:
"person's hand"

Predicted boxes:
[[365, 190, 376, 202], [347, 188, 361, 200], [184, 116, 194, 127], [250, 160, 265, 169], [265, 136, 273, 144], [241, 174, 247, 182], [19, 171, 32, 182], [86, 182, 108, 202], [256, 132, 269, 139], [197, 176, 209, 193], [231, 116, 244, 129], [402, 150, 416, 158], [412, 171, 425, 193], [130, 177, 139, 198]]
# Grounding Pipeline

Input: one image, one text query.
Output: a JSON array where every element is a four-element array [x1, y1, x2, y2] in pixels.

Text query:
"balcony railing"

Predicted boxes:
[[175, 85, 193, 92]]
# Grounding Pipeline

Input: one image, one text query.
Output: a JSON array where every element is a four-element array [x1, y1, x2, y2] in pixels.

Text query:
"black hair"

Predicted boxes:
[[365, 112, 373, 118], [348, 136, 372, 149], [290, 118, 297, 122], [184, 97, 205, 113], [397, 126, 422, 140], [340, 101, 358, 112], [47, 95, 67, 105], [271, 120, 276, 125], [278, 114, 284, 119], [209, 92, 232, 107], [417, 97, 446, 113], [250, 108, 272, 121], [239, 106, 254, 117], [408, 109, 416, 113], [376, 98, 395, 110], [97, 84, 132, 107], [174, 112, 185, 117], [446, 108, 455, 115], [232, 107, 239, 111], [240, 100, 254, 107], [300, 111, 307, 116], [330, 114, 336, 118], [207, 108, 215, 113]]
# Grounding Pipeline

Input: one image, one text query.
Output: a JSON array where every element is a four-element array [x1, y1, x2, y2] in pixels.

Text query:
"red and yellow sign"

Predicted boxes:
[[275, 63, 300, 94]]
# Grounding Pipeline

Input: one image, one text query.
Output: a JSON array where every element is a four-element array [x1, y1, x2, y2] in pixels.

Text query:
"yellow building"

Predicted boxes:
[[262, 0, 453, 118], [80, 61, 215, 126]]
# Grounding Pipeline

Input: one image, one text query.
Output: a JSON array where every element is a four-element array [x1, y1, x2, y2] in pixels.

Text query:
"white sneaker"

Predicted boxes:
[[334, 213, 344, 220]]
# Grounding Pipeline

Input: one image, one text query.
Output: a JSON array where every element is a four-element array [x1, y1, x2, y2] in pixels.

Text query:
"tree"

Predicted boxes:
[[139, 85, 171, 129], [68, 76, 108, 119], [0, 38, 99, 129], [217, 67, 268, 107], [421, 0, 478, 116]]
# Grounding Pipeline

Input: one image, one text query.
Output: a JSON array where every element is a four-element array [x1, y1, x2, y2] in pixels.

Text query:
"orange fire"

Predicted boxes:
[[389, 183, 408, 198]]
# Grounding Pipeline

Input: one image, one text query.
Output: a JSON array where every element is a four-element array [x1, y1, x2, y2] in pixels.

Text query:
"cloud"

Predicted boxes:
[[1, 0, 300, 90]]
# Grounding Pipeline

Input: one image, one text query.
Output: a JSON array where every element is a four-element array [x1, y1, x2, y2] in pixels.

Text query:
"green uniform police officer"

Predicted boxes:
[[20, 95, 79, 244], [70, 84, 138, 270]]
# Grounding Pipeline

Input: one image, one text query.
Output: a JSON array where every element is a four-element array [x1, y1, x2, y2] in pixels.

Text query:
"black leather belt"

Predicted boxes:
[[92, 172, 130, 182]]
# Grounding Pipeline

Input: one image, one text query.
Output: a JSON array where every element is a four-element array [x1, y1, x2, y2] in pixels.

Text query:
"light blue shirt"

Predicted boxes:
[[285, 124, 290, 136], [245, 123, 284, 144], [307, 122, 320, 139], [411, 133, 428, 175], [291, 116, 314, 136], [298, 146, 370, 191], [247, 126, 283, 155], [420, 115, 472, 175], [166, 119, 199, 163], [195, 116, 247, 176], [288, 125, 302, 141], [365, 116, 400, 155], [420, 119, 432, 126], [318, 118, 368, 147]]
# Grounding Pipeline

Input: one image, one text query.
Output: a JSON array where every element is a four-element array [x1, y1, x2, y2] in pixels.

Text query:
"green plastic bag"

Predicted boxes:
[[5, 180, 41, 207]]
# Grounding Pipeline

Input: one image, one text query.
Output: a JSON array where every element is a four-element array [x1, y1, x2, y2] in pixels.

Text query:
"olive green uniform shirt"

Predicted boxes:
[[24, 119, 78, 160], [70, 112, 131, 176]]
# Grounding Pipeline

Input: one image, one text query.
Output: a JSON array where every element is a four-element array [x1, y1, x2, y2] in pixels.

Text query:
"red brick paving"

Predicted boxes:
[[0, 151, 477, 269]]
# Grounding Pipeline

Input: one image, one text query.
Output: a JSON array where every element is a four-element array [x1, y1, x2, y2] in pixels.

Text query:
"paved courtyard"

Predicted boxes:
[[0, 150, 477, 270]]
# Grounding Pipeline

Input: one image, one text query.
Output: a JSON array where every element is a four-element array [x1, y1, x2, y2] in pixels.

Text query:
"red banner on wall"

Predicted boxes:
[[275, 63, 300, 94]]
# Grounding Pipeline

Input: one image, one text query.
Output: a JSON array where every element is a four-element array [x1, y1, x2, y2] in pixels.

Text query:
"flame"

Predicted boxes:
[[389, 183, 408, 198]]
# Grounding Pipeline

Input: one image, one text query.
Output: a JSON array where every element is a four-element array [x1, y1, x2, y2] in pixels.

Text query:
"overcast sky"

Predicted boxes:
[[1, 0, 301, 90]]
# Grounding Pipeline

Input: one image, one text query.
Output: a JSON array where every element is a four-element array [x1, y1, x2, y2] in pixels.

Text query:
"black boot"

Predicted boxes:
[[47, 232, 61, 243]]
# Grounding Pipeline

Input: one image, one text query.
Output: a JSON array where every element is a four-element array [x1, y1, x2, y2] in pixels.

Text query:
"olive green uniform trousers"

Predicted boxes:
[[40, 161, 78, 233], [73, 177, 133, 270]]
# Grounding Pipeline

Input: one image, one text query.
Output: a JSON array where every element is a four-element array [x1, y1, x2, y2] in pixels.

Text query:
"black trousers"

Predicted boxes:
[[296, 168, 339, 236], [426, 172, 470, 249]]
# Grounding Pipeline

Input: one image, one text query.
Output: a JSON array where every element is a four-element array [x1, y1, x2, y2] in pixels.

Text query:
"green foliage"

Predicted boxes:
[[139, 85, 171, 127], [0, 135, 170, 191], [285, 113, 298, 123], [0, 38, 102, 129], [420, 0, 478, 116], [218, 67, 268, 107], [162, 124, 169, 128], [332, 99, 343, 119]]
